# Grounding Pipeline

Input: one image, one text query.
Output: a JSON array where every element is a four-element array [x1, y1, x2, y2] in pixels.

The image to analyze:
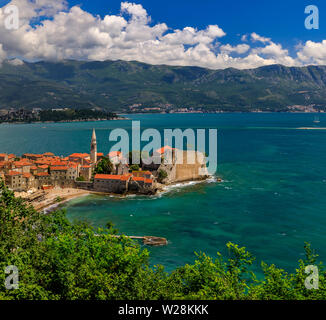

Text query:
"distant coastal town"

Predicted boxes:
[[0, 129, 209, 211], [0, 108, 122, 124]]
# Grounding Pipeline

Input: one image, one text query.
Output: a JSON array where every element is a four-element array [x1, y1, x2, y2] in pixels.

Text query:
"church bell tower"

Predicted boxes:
[[90, 128, 97, 164]]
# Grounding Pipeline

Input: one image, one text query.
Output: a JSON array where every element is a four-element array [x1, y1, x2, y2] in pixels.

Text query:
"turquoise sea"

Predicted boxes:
[[1, 113, 326, 273]]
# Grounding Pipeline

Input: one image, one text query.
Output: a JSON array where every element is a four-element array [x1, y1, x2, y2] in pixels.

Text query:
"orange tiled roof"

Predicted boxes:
[[49, 161, 68, 166], [0, 153, 7, 157], [68, 162, 79, 168], [94, 174, 130, 181], [69, 153, 89, 158], [38, 165, 48, 169], [97, 152, 104, 156], [95, 174, 121, 180], [7, 171, 21, 176], [132, 176, 145, 182], [23, 153, 43, 158], [13, 160, 33, 166], [34, 172, 50, 177], [23, 173, 32, 179], [120, 174, 132, 181], [43, 152, 54, 156], [50, 166, 68, 171], [144, 179, 153, 184], [30, 166, 38, 170]]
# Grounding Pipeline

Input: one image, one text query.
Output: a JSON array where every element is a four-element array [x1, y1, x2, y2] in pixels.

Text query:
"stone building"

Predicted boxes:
[[34, 172, 51, 187], [50, 166, 68, 180], [68, 153, 90, 165], [80, 165, 92, 181], [0, 153, 8, 161], [93, 174, 131, 193], [156, 147, 209, 184], [5, 171, 26, 191], [67, 163, 79, 180]]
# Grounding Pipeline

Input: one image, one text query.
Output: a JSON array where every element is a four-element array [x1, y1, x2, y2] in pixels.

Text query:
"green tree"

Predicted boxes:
[[1, 179, 326, 300], [129, 164, 140, 172], [158, 169, 168, 183], [94, 157, 113, 175]]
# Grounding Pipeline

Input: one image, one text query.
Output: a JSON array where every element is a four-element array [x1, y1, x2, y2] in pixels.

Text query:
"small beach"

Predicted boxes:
[[16, 188, 91, 212]]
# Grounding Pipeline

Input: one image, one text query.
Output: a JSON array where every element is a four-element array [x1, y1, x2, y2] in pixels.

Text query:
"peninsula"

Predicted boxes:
[[0, 130, 209, 210], [0, 108, 121, 124]]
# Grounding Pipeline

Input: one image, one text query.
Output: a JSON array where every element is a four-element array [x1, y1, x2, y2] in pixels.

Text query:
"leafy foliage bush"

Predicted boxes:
[[94, 157, 113, 175], [0, 180, 325, 300], [158, 169, 168, 183]]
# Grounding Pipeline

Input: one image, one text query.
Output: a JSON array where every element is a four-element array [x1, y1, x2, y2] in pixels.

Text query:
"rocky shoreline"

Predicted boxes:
[[35, 175, 216, 213]]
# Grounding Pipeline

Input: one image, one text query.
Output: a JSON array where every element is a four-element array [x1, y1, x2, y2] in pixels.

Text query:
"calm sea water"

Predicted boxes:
[[2, 113, 326, 273]]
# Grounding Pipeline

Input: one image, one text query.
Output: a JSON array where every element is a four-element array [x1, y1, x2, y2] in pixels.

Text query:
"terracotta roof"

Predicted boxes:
[[132, 176, 145, 182], [34, 172, 50, 177], [68, 162, 79, 168], [23, 153, 43, 158], [120, 174, 132, 181], [35, 160, 47, 165], [94, 174, 130, 181], [69, 153, 89, 158], [81, 165, 91, 168], [0, 153, 8, 157], [43, 152, 54, 156], [97, 152, 104, 156], [50, 166, 68, 171], [30, 166, 38, 170], [144, 179, 153, 184], [23, 173, 32, 179], [38, 165, 48, 169], [7, 171, 21, 176], [13, 160, 33, 166], [49, 161, 68, 166]]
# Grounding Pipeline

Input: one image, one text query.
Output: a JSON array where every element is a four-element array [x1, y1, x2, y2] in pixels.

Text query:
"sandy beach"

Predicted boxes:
[[15, 188, 91, 212]]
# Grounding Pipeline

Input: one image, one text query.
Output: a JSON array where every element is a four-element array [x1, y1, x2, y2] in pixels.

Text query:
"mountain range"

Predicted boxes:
[[0, 59, 326, 112]]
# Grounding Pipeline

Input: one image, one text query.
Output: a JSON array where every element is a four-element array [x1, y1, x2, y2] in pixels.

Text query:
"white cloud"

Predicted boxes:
[[251, 32, 271, 44], [0, 1, 324, 69], [220, 44, 250, 54], [297, 40, 326, 65]]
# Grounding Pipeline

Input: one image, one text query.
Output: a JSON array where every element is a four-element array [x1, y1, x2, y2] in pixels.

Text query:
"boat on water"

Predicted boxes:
[[313, 116, 320, 124]]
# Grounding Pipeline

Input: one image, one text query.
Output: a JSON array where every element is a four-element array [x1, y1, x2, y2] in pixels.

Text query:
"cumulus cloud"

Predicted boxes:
[[220, 44, 250, 54], [250, 32, 271, 44], [297, 40, 326, 65], [0, 1, 324, 69]]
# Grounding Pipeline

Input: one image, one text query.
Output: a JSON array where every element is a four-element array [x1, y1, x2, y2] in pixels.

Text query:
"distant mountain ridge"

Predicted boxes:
[[0, 59, 326, 112]]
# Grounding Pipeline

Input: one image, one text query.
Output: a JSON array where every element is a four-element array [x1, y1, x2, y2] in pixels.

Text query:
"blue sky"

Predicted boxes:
[[68, 0, 325, 48], [0, 0, 325, 69]]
